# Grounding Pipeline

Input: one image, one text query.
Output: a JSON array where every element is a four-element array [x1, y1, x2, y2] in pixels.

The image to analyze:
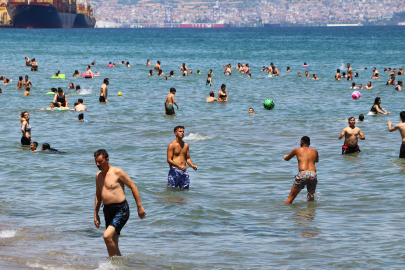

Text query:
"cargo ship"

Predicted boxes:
[[180, 20, 230, 28], [6, 0, 95, 28]]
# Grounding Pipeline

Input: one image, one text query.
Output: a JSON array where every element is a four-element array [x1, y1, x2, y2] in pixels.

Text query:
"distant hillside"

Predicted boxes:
[[110, 0, 264, 9]]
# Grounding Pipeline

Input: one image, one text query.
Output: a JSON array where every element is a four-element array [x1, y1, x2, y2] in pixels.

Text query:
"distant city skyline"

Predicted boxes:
[[93, 0, 405, 28]]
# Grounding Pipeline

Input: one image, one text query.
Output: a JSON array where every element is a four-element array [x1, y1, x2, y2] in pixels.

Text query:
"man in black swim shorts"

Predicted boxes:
[[388, 111, 405, 158], [94, 149, 146, 257], [100, 78, 109, 103]]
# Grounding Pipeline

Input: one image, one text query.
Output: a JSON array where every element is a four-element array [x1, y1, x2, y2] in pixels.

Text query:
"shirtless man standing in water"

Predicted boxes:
[[167, 126, 197, 189], [154, 61, 161, 71], [339, 117, 365, 154], [23, 75, 32, 88], [94, 149, 146, 257], [388, 111, 405, 158], [164, 88, 178, 115], [284, 136, 319, 204], [100, 78, 109, 103], [347, 63, 353, 81]]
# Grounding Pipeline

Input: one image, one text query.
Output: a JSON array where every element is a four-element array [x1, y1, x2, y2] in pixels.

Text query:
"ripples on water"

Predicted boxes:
[[0, 26, 405, 269]]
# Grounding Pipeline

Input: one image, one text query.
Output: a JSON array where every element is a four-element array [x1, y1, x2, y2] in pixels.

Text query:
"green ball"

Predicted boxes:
[[263, 99, 275, 110]]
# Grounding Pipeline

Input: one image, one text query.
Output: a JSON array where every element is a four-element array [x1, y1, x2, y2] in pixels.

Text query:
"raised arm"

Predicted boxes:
[[94, 173, 102, 228], [65, 95, 68, 107], [388, 120, 398, 132], [53, 94, 57, 103], [186, 143, 197, 171], [118, 169, 146, 219], [284, 149, 297, 161]]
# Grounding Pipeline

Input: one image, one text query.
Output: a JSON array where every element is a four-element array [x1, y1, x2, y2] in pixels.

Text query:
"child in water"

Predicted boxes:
[[30, 142, 38, 153]]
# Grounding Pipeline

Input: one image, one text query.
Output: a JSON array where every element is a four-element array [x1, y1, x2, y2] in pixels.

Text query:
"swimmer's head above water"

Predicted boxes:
[[249, 108, 254, 114], [209, 91, 215, 97], [358, 114, 364, 121], [78, 113, 84, 121], [30, 141, 38, 152], [400, 111, 405, 121]]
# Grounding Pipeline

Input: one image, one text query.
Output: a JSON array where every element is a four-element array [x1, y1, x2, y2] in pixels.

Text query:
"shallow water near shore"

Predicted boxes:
[[1, 26, 405, 269]]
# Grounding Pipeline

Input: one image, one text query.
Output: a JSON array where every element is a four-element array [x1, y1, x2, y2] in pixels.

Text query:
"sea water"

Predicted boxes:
[[0, 26, 405, 269]]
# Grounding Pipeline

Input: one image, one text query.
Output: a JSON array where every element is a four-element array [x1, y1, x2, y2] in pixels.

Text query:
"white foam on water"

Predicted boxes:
[[26, 262, 73, 270], [300, 191, 321, 202], [184, 133, 213, 141], [0, 230, 17, 238], [78, 86, 93, 95], [96, 261, 118, 270]]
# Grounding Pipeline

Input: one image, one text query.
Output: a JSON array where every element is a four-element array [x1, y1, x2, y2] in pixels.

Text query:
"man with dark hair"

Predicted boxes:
[[100, 78, 109, 103], [339, 117, 365, 154], [358, 114, 364, 122], [164, 88, 178, 115], [347, 63, 353, 81], [179, 63, 188, 71], [75, 98, 87, 111], [167, 126, 197, 189], [154, 61, 161, 71], [93, 149, 146, 257], [283, 136, 319, 204], [388, 111, 405, 158]]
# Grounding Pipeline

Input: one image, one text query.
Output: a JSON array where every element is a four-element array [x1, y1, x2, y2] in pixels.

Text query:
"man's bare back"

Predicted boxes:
[[100, 84, 107, 97], [286, 147, 318, 171], [165, 93, 174, 105], [388, 115, 405, 158], [284, 137, 318, 204]]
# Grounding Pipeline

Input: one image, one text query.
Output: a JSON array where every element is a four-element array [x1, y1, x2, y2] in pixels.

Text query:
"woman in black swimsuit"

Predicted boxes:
[[369, 97, 390, 115], [20, 111, 31, 146], [218, 84, 228, 102], [53, 88, 68, 107]]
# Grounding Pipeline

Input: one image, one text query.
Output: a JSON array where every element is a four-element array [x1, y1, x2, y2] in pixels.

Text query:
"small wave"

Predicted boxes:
[[0, 230, 16, 238], [78, 86, 93, 95], [96, 261, 118, 270], [184, 133, 213, 141], [27, 261, 72, 270]]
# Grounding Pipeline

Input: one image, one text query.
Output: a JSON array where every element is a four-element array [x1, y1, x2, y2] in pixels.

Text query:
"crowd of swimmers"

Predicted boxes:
[[7, 56, 405, 258]]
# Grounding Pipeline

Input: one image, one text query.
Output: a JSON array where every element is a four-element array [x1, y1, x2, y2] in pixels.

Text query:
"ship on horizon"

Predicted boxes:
[[6, 0, 95, 28], [179, 20, 231, 28]]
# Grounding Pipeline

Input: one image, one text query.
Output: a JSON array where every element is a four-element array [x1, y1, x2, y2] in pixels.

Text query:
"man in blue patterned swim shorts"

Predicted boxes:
[[167, 126, 197, 189], [283, 136, 319, 204], [93, 149, 146, 257]]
